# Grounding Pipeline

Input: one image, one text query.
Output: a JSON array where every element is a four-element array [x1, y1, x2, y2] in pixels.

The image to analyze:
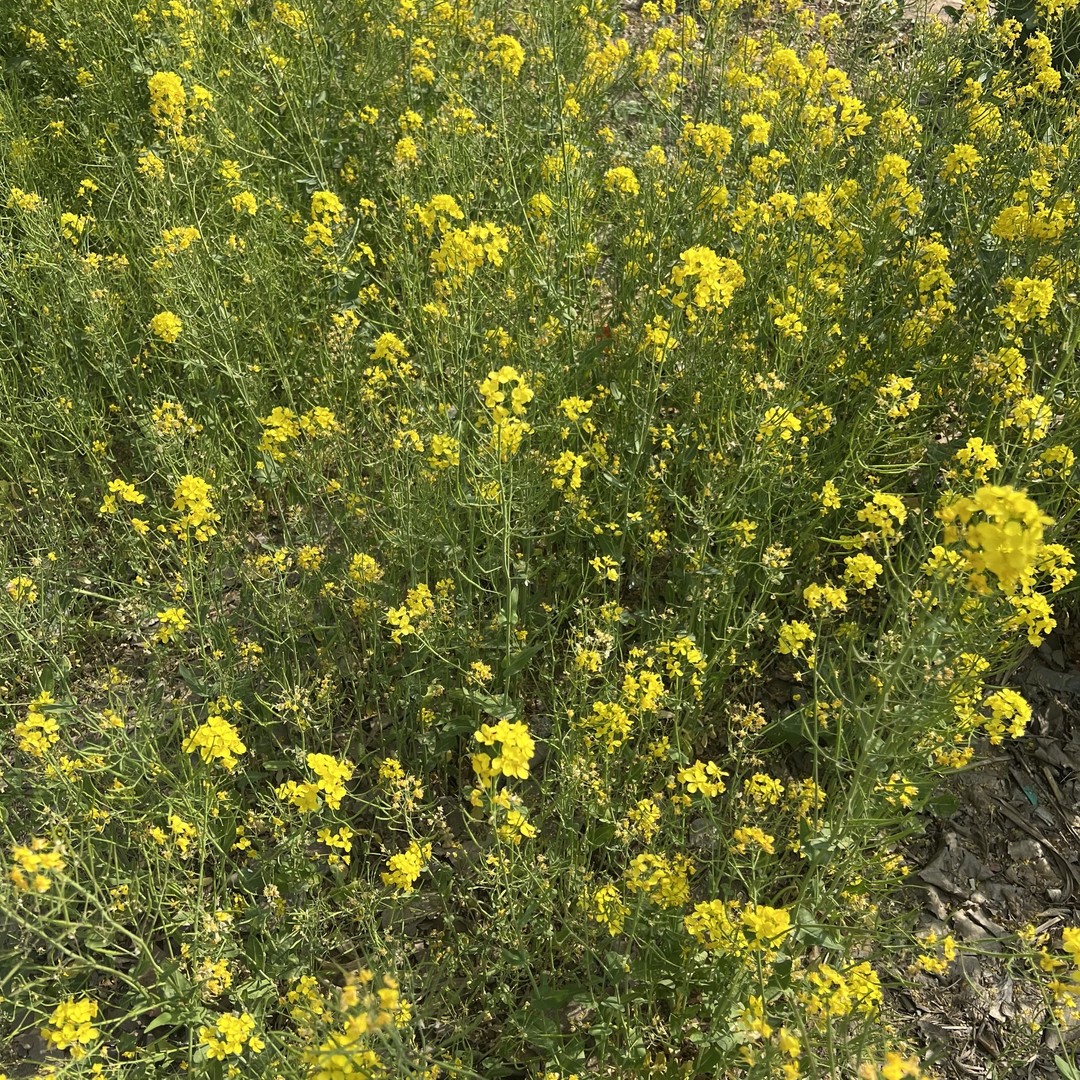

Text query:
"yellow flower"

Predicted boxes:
[[7, 187, 44, 212], [172, 475, 219, 541], [311, 190, 345, 222], [6, 576, 38, 604], [199, 1012, 259, 1059], [9, 837, 66, 892], [231, 191, 258, 215], [844, 553, 883, 590], [155, 607, 190, 644], [733, 826, 776, 854], [433, 224, 509, 276], [41, 998, 99, 1056], [941, 143, 980, 183], [740, 904, 792, 948], [588, 883, 629, 935], [757, 406, 802, 444], [148, 71, 186, 134], [474, 720, 535, 779], [99, 478, 145, 514], [306, 753, 355, 809], [381, 840, 432, 892], [1000, 276, 1054, 327], [939, 484, 1052, 592], [856, 493, 907, 542], [677, 760, 727, 797], [603, 166, 640, 197], [981, 687, 1031, 744], [149, 311, 183, 343], [586, 700, 631, 751], [182, 714, 246, 770], [777, 621, 814, 658], [671, 245, 745, 312], [625, 852, 694, 908], [485, 34, 526, 77]]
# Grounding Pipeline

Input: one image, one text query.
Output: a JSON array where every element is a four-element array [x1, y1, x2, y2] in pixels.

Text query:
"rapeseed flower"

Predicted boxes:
[[6, 575, 38, 604], [14, 691, 59, 756], [382, 840, 432, 892], [474, 720, 535, 779], [154, 607, 190, 643], [199, 1012, 263, 1058], [41, 998, 99, 1056], [603, 166, 640, 196], [939, 484, 1052, 591], [182, 714, 246, 770], [9, 837, 66, 893], [147, 72, 186, 133], [671, 245, 745, 312], [485, 34, 526, 77], [625, 852, 694, 908], [149, 311, 183, 343], [172, 475, 219, 540], [777, 621, 814, 659]]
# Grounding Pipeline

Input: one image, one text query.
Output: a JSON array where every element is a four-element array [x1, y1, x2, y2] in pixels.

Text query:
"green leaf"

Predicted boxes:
[[179, 664, 210, 696], [143, 1011, 177, 1034], [1056, 1056, 1080, 1080]]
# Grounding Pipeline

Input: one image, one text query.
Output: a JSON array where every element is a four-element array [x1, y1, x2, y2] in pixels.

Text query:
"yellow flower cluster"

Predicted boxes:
[[14, 690, 59, 757], [6, 575, 38, 604], [278, 753, 355, 811], [777, 620, 814, 659], [99, 478, 146, 515], [382, 840, 432, 892], [485, 34, 526, 77], [913, 930, 958, 975], [41, 998, 100, 1057], [803, 582, 848, 612], [199, 1011, 264, 1059], [149, 310, 183, 342], [981, 688, 1032, 745], [844, 553, 883, 590], [684, 900, 793, 957], [939, 484, 1053, 592], [858, 1052, 929, 1080], [603, 166, 640, 196], [733, 826, 777, 855], [258, 405, 340, 461], [386, 582, 436, 642], [152, 400, 201, 437], [412, 193, 464, 235], [154, 606, 190, 644], [182, 714, 247, 770], [588, 882, 630, 936], [172, 475, 219, 541], [855, 493, 908, 543], [676, 759, 727, 797], [318, 825, 354, 870], [306, 973, 410, 1079], [340, 554, 381, 590], [431, 222, 509, 277], [473, 720, 535, 780], [585, 700, 632, 751], [757, 405, 802, 444], [7, 186, 44, 212], [478, 365, 533, 460], [799, 961, 883, 1020], [624, 852, 694, 908], [147, 71, 186, 134], [9, 837, 66, 892], [671, 245, 745, 312]]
